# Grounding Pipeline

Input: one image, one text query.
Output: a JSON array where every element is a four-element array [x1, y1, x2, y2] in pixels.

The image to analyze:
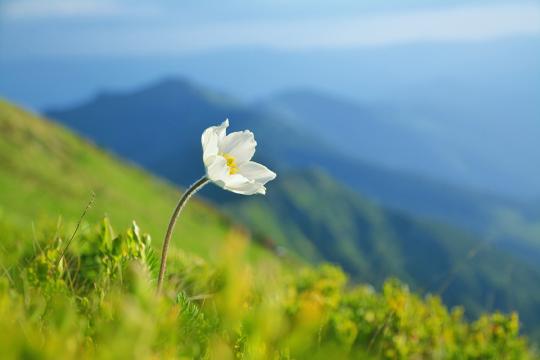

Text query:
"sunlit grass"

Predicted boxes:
[[0, 219, 532, 359]]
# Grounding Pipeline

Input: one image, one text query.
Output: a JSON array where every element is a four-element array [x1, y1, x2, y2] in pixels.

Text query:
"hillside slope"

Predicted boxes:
[[257, 90, 441, 180], [0, 99, 261, 259]]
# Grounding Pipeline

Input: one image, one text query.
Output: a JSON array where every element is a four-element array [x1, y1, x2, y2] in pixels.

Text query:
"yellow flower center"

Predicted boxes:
[[222, 153, 238, 175]]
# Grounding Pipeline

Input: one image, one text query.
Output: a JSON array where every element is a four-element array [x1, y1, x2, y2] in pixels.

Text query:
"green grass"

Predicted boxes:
[[0, 219, 533, 359]]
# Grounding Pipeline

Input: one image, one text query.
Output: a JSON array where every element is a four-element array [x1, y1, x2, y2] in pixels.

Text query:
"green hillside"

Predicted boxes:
[[0, 99, 536, 357], [225, 169, 540, 339], [0, 99, 260, 259]]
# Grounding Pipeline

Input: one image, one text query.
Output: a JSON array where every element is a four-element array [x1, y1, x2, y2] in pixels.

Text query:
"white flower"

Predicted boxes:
[[201, 119, 276, 195]]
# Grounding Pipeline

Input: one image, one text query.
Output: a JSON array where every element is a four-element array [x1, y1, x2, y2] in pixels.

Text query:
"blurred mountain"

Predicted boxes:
[[257, 89, 436, 168], [47, 78, 532, 222], [258, 87, 540, 200], [46, 77, 540, 264]]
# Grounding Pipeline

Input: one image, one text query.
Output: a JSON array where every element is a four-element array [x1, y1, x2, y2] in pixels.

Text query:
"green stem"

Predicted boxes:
[[157, 176, 209, 294]]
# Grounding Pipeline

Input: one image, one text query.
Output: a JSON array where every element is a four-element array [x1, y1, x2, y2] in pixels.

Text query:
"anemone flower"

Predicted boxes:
[[157, 119, 276, 293]]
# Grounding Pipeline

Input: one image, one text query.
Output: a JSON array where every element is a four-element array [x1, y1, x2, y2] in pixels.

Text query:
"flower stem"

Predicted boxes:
[[157, 176, 209, 294]]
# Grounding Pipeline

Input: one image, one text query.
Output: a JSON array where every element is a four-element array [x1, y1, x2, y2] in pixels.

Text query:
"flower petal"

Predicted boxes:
[[211, 172, 262, 195], [238, 161, 277, 185], [205, 155, 229, 183], [225, 178, 266, 195], [202, 119, 229, 165], [218, 130, 256, 165]]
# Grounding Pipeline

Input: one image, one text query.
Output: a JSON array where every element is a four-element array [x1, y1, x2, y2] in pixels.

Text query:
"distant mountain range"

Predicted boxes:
[[46, 78, 540, 257], [44, 77, 540, 336], [3, 37, 539, 197], [259, 87, 540, 200]]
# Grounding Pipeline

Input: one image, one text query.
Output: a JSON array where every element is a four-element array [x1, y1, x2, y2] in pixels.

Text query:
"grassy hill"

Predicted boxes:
[[0, 98, 536, 357], [0, 98, 265, 261]]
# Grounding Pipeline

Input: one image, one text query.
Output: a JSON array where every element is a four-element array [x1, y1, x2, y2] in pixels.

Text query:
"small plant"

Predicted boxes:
[[157, 119, 277, 293]]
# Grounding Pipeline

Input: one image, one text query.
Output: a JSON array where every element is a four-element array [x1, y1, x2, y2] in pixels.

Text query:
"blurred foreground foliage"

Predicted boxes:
[[0, 219, 533, 359]]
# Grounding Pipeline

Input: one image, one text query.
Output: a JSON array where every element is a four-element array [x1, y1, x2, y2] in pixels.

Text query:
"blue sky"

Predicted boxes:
[[1, 0, 539, 59]]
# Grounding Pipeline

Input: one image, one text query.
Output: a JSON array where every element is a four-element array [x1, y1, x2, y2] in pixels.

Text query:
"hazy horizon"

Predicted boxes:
[[1, 0, 539, 199]]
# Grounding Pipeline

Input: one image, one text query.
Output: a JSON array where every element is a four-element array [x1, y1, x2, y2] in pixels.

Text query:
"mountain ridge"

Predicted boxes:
[[257, 87, 540, 200], [45, 77, 540, 263]]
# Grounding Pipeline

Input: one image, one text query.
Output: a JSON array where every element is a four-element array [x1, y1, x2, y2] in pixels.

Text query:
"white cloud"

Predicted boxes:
[[1, 2, 538, 58], [1, 0, 156, 20], [103, 3, 540, 55], [186, 3, 540, 50]]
